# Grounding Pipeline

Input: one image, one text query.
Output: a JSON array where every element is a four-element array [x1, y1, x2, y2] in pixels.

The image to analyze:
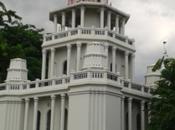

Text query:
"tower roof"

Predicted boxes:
[[67, 0, 109, 5]]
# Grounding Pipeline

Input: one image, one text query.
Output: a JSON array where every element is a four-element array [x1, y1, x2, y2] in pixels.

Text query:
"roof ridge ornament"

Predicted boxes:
[[163, 41, 168, 58]]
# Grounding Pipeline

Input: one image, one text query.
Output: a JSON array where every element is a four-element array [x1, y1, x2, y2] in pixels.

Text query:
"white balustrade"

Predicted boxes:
[[43, 27, 134, 46], [0, 70, 151, 95]]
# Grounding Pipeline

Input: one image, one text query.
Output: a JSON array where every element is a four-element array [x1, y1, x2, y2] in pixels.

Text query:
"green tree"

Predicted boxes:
[[149, 57, 175, 130], [0, 1, 43, 82]]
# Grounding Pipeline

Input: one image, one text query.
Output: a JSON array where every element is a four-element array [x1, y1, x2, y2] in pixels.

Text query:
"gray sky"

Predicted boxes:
[[2, 0, 175, 83]]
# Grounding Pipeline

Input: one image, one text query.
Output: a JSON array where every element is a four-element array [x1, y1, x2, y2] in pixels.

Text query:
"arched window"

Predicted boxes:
[[136, 113, 141, 130], [46, 110, 51, 130], [37, 111, 41, 130], [63, 60, 67, 75], [64, 108, 68, 130]]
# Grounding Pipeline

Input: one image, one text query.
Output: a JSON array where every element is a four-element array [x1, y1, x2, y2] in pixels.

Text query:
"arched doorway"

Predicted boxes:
[[37, 111, 41, 130], [64, 108, 68, 130], [136, 113, 141, 130], [46, 110, 51, 130]]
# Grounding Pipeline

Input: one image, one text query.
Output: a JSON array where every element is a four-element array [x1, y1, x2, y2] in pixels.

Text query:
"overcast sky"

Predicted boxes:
[[2, 0, 175, 83]]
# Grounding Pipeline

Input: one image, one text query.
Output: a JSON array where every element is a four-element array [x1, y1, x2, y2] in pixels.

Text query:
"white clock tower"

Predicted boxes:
[[0, 1, 152, 130]]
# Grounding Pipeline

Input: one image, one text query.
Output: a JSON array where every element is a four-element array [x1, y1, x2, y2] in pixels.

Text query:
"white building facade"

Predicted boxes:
[[0, 0, 153, 130]]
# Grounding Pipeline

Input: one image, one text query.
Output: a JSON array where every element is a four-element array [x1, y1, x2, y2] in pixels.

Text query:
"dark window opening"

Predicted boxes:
[[110, 63, 112, 72], [63, 60, 67, 75]]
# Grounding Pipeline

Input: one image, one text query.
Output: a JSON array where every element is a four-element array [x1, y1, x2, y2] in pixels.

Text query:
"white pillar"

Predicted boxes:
[[80, 6, 85, 27], [24, 98, 29, 130], [54, 14, 57, 32], [128, 97, 132, 130], [50, 48, 55, 78], [125, 51, 129, 79], [100, 7, 105, 28], [148, 102, 151, 124], [67, 44, 71, 75], [76, 43, 81, 71], [141, 101, 145, 130], [121, 96, 125, 130], [50, 95, 56, 130], [115, 15, 119, 33], [107, 11, 111, 30], [131, 53, 135, 81], [121, 18, 125, 35], [72, 9, 76, 28], [112, 47, 117, 73], [105, 44, 109, 70], [33, 97, 38, 130], [62, 12, 66, 30], [60, 94, 66, 130], [42, 49, 47, 79]]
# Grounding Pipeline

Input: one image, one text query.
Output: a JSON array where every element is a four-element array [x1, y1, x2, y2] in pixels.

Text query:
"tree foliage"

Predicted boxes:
[[0, 1, 43, 82], [149, 57, 175, 130]]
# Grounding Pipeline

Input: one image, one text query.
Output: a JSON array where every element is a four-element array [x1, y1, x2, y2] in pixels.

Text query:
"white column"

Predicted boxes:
[[33, 97, 38, 130], [67, 44, 71, 75], [112, 47, 117, 73], [76, 43, 81, 71], [130, 53, 135, 81], [125, 51, 129, 79], [24, 98, 29, 130], [121, 18, 125, 35], [80, 6, 85, 27], [100, 7, 105, 28], [128, 97, 132, 130], [148, 102, 151, 124], [107, 11, 111, 30], [54, 14, 57, 32], [72, 9, 76, 28], [141, 101, 145, 130], [62, 12, 66, 30], [60, 94, 66, 130], [50, 48, 55, 78], [50, 95, 56, 130], [115, 15, 119, 33], [42, 49, 47, 79], [121, 96, 125, 130], [105, 44, 109, 70]]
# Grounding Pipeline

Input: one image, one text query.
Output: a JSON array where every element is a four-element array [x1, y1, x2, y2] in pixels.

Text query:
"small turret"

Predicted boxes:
[[145, 64, 160, 88], [83, 42, 106, 70], [6, 58, 28, 83]]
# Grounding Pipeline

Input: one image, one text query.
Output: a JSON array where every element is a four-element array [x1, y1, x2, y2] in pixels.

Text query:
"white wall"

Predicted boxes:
[[85, 9, 100, 28], [0, 98, 23, 130], [106, 94, 122, 130]]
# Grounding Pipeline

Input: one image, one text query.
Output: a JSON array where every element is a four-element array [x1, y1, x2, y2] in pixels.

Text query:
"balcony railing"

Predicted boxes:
[[43, 27, 134, 46], [0, 70, 151, 95]]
